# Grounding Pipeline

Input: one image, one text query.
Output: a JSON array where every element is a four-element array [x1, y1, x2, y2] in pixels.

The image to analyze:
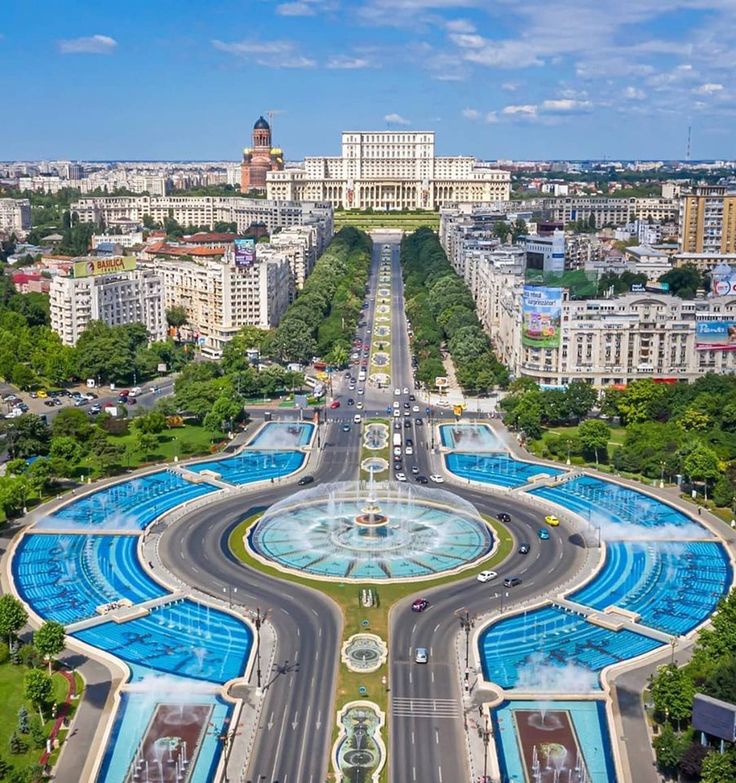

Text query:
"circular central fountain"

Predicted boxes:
[[247, 478, 494, 582]]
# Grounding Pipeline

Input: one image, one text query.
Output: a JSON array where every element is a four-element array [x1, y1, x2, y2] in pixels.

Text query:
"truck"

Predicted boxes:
[[392, 433, 402, 447]]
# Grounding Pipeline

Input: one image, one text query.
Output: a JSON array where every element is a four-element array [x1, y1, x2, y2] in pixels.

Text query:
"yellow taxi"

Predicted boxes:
[[37, 390, 48, 398], [544, 514, 560, 527]]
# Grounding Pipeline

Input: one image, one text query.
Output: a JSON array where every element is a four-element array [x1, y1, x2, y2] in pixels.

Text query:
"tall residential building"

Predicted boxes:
[[147, 246, 291, 357], [49, 266, 166, 346], [266, 130, 511, 210], [240, 116, 284, 191], [679, 185, 736, 254], [0, 198, 31, 237]]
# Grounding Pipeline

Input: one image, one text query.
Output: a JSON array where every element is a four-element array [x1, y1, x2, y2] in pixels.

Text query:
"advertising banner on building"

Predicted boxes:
[[73, 257, 136, 278], [710, 265, 736, 297], [695, 321, 736, 351], [234, 237, 256, 268], [522, 286, 562, 348]]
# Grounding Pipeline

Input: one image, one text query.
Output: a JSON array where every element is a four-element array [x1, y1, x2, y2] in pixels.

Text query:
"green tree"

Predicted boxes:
[[577, 419, 611, 464], [23, 669, 53, 720], [135, 431, 159, 460], [49, 436, 83, 477], [88, 430, 124, 472], [131, 410, 167, 435], [165, 305, 188, 328], [5, 414, 50, 458], [659, 264, 704, 299], [701, 750, 736, 783], [51, 407, 93, 442], [0, 595, 27, 646], [28, 716, 45, 750], [33, 621, 66, 673], [511, 217, 528, 242], [268, 319, 317, 363], [653, 722, 685, 779], [683, 444, 721, 500], [16, 706, 29, 734], [651, 664, 695, 729], [492, 221, 510, 243], [564, 381, 599, 418], [8, 732, 26, 755], [203, 395, 244, 433]]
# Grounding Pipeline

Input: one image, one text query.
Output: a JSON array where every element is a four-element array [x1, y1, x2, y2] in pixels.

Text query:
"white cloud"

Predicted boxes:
[[501, 81, 520, 91], [277, 2, 316, 14], [462, 108, 481, 120], [327, 55, 371, 69], [484, 111, 499, 124], [58, 34, 117, 55], [623, 86, 646, 100], [541, 98, 593, 113], [211, 39, 316, 68], [502, 104, 538, 117], [448, 33, 485, 49], [384, 113, 411, 125], [695, 82, 724, 94], [446, 18, 476, 33]]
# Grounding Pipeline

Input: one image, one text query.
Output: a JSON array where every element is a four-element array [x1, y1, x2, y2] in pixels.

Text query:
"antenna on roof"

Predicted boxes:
[[686, 124, 692, 162], [267, 110, 276, 139]]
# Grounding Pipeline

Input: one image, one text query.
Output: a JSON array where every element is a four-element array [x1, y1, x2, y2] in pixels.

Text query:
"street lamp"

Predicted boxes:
[[660, 460, 666, 489], [255, 607, 263, 690], [481, 713, 492, 783], [457, 609, 474, 674], [223, 585, 237, 608]]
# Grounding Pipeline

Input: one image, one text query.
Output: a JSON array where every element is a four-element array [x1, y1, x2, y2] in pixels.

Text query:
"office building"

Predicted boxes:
[[266, 130, 511, 210], [50, 265, 166, 346]]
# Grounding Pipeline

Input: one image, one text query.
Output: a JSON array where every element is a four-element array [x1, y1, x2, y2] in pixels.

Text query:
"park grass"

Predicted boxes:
[[335, 212, 439, 232], [228, 512, 512, 782], [529, 423, 626, 464], [0, 662, 78, 776]]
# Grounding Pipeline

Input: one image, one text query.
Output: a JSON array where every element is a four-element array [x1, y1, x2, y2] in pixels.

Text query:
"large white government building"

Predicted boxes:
[[266, 131, 511, 210]]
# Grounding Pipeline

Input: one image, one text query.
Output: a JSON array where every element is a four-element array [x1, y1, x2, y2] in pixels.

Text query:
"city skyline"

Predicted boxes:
[[2, 0, 736, 161]]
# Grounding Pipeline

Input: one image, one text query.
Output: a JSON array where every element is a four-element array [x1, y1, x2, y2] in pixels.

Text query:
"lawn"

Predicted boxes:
[[228, 512, 513, 783], [0, 660, 78, 777], [530, 423, 626, 465], [335, 212, 439, 231]]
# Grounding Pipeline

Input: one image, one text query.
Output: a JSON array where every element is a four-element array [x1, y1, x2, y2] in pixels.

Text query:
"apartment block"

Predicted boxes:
[[50, 268, 166, 346], [0, 198, 31, 237], [679, 185, 736, 254]]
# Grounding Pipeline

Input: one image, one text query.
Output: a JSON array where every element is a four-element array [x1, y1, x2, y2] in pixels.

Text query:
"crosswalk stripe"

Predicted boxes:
[[391, 698, 461, 718]]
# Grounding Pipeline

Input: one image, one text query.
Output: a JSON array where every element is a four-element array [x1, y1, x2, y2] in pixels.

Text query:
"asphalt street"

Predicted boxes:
[[158, 235, 592, 782]]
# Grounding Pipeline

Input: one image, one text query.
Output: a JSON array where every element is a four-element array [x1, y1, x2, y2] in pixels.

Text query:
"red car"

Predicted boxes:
[[329, 400, 341, 409], [411, 598, 430, 613]]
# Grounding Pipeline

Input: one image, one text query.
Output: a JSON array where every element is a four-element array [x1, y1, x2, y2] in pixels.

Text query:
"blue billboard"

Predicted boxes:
[[695, 321, 736, 351], [234, 237, 256, 268]]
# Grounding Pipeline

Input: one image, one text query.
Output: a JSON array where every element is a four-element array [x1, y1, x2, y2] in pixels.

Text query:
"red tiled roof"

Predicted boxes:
[[182, 232, 238, 243]]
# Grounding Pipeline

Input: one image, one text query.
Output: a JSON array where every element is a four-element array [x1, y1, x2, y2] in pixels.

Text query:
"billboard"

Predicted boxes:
[[695, 321, 736, 351], [692, 694, 736, 742], [234, 237, 256, 268], [522, 286, 563, 348], [73, 257, 136, 278], [711, 265, 736, 297]]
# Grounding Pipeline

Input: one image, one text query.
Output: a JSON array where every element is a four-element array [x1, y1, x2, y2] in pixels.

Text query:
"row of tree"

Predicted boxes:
[[504, 374, 736, 505], [650, 589, 736, 782], [0, 594, 67, 783], [401, 228, 508, 392], [263, 227, 372, 365]]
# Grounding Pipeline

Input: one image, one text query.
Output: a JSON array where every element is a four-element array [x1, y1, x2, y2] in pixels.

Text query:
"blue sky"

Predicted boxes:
[[2, 0, 735, 161]]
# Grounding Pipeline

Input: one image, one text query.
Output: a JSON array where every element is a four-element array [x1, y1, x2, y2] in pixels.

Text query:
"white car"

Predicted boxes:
[[353, 414, 362, 423], [129, 386, 142, 397], [396, 472, 407, 482], [393, 401, 400, 409], [393, 447, 402, 457], [429, 475, 445, 483], [476, 570, 498, 583], [403, 387, 409, 395], [356, 402, 364, 409], [437, 398, 450, 407], [394, 388, 401, 396], [5, 408, 23, 419], [357, 388, 364, 395], [412, 405, 420, 413], [393, 410, 401, 418], [405, 446, 414, 456]]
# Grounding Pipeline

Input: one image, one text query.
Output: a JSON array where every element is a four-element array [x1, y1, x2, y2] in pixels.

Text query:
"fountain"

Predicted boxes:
[[248, 479, 494, 582]]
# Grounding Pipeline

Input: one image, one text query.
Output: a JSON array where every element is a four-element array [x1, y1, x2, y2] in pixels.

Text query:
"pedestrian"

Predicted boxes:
[[698, 507, 702, 516], [149, 560, 154, 569]]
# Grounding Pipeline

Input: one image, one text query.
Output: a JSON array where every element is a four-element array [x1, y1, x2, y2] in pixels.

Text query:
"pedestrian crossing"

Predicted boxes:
[[392, 697, 461, 719]]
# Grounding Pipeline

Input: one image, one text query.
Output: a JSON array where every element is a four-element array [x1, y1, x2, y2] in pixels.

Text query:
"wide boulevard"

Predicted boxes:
[[159, 233, 587, 782]]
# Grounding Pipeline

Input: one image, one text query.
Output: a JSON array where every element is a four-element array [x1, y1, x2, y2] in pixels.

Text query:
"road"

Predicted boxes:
[[157, 234, 589, 782]]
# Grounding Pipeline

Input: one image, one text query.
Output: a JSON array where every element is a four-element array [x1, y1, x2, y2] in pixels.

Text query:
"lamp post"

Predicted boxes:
[[481, 714, 492, 783], [223, 585, 237, 608], [660, 460, 665, 489], [255, 607, 263, 690], [457, 609, 474, 673]]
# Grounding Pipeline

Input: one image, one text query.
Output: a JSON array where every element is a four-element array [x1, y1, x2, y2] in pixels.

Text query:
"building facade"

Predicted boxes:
[[266, 131, 511, 210], [0, 198, 31, 237], [240, 116, 284, 191], [147, 248, 291, 357], [70, 196, 333, 254], [679, 185, 736, 254], [49, 267, 166, 346]]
